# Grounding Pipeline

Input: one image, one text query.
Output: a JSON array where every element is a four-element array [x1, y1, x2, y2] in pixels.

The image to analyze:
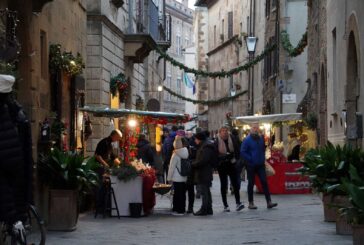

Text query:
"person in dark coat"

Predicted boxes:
[[0, 74, 32, 223], [192, 132, 215, 216], [240, 123, 277, 209], [136, 134, 154, 166], [215, 126, 244, 212]]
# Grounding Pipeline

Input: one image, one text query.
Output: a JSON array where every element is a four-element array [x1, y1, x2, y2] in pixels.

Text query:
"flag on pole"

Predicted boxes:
[[183, 72, 196, 94]]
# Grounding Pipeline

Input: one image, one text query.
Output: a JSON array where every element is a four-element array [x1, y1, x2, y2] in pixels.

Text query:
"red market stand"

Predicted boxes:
[[255, 162, 311, 194], [81, 106, 190, 216], [232, 113, 311, 194]]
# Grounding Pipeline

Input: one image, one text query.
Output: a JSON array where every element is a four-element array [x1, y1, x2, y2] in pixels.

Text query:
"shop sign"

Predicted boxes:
[[282, 94, 296, 104]]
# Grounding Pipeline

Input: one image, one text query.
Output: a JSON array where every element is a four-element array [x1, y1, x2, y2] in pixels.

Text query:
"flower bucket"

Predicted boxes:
[[129, 203, 142, 218]]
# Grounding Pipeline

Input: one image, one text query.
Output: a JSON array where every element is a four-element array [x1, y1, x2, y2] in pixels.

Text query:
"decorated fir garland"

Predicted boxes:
[[110, 73, 129, 103], [49, 44, 85, 76], [156, 44, 277, 78], [163, 85, 247, 106], [0, 61, 16, 76], [280, 30, 308, 57]]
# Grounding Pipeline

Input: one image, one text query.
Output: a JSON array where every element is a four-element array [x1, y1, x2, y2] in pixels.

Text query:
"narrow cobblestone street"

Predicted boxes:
[[46, 175, 352, 245]]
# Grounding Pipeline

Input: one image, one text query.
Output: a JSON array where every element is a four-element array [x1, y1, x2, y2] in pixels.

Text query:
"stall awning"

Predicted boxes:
[[233, 113, 302, 124], [80, 106, 190, 124]]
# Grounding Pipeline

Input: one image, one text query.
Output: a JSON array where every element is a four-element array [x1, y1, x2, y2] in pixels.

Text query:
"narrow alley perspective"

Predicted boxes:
[[1, 0, 364, 244]]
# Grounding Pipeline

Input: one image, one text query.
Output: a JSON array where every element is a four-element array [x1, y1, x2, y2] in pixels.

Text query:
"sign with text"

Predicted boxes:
[[282, 94, 296, 104]]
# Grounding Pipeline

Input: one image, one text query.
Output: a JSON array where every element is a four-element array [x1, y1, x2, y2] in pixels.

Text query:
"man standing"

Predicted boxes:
[[240, 123, 277, 209], [95, 129, 123, 173], [192, 132, 214, 216], [216, 126, 244, 212]]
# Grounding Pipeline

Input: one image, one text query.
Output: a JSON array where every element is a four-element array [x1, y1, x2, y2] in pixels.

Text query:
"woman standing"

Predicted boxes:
[[167, 136, 189, 215]]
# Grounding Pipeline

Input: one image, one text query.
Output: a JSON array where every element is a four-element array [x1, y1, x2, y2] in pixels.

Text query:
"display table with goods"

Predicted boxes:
[[111, 160, 156, 217], [254, 138, 311, 194]]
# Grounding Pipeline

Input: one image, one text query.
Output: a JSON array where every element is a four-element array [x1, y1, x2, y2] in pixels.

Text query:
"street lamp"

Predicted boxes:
[[230, 86, 236, 118], [245, 36, 258, 115]]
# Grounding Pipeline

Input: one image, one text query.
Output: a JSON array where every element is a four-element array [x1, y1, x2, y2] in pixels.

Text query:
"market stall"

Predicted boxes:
[[233, 113, 313, 194], [81, 106, 190, 216]]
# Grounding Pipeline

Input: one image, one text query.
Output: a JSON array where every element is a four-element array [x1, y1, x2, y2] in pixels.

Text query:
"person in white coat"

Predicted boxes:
[[167, 135, 189, 215]]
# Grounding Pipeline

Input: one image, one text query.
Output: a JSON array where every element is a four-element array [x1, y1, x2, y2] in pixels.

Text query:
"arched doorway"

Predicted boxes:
[[319, 65, 327, 145], [346, 31, 360, 147]]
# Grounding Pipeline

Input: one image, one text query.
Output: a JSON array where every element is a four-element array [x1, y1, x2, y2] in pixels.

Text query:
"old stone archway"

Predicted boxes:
[[346, 14, 361, 148]]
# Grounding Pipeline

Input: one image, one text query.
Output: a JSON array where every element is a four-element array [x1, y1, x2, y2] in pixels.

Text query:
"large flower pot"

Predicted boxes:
[[47, 189, 78, 231], [322, 194, 347, 222], [336, 214, 352, 235], [353, 224, 364, 245], [335, 196, 352, 235]]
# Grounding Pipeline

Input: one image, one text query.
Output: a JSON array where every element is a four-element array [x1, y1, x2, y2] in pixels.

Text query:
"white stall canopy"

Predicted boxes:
[[233, 113, 302, 125]]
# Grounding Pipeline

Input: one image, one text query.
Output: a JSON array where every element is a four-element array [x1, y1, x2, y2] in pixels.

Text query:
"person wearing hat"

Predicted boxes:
[[167, 135, 189, 215], [0, 74, 32, 223], [191, 131, 215, 216], [94, 129, 123, 172]]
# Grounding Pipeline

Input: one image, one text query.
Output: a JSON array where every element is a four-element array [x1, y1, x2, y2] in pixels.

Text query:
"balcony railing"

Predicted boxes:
[[134, 0, 171, 45]]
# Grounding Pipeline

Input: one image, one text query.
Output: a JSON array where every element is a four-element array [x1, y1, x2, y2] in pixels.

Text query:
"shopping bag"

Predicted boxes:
[[265, 162, 275, 176]]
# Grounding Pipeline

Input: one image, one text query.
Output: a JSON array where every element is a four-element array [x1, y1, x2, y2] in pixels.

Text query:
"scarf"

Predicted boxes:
[[217, 135, 234, 155]]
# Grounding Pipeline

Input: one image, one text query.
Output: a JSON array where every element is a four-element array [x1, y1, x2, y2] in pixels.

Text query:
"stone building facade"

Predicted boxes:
[[325, 0, 364, 148], [164, 0, 194, 114]]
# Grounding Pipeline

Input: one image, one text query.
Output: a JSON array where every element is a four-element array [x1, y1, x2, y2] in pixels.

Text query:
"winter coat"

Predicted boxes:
[[162, 131, 176, 166], [167, 147, 189, 183], [240, 134, 265, 167], [192, 141, 214, 185], [0, 94, 32, 222], [136, 139, 154, 166]]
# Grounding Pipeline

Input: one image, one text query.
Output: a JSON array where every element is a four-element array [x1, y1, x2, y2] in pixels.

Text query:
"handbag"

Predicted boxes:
[[265, 162, 275, 176]]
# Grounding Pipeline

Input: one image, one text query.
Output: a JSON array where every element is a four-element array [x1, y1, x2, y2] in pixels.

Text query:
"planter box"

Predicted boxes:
[[336, 214, 352, 235], [322, 194, 347, 222], [353, 224, 364, 245], [48, 189, 78, 231]]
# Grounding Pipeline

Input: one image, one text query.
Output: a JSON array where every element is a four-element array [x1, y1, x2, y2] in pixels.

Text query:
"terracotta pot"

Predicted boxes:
[[47, 189, 78, 231], [352, 224, 364, 245]]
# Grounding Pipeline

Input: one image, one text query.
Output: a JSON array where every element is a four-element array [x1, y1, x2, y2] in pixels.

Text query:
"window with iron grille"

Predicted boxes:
[[265, 0, 271, 17], [228, 12, 233, 39]]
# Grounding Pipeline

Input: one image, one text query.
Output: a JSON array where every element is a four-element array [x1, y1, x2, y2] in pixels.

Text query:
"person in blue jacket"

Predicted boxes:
[[240, 123, 277, 209]]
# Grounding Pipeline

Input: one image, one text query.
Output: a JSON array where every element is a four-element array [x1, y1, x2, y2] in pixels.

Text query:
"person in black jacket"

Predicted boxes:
[[136, 134, 154, 166], [0, 74, 32, 223], [192, 132, 215, 216]]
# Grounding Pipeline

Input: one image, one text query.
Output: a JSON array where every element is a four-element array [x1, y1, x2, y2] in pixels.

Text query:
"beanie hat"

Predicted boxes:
[[0, 74, 15, 93], [176, 129, 185, 137], [173, 135, 183, 149], [195, 132, 206, 141]]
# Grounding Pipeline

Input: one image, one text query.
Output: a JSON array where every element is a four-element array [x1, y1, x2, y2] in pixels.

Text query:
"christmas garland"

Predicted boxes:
[[280, 30, 308, 57], [156, 44, 277, 78], [110, 73, 129, 103], [163, 85, 247, 106], [49, 44, 85, 76]]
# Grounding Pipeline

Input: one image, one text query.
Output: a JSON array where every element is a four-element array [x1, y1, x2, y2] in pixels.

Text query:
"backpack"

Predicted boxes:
[[176, 158, 192, 177]]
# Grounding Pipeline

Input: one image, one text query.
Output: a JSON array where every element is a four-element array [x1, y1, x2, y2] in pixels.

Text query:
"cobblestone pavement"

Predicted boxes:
[[46, 175, 352, 245]]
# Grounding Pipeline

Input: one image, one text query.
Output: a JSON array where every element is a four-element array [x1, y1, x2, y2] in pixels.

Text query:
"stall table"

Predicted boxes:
[[255, 162, 311, 194]]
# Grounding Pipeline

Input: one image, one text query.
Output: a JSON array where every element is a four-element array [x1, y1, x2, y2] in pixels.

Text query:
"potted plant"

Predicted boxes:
[[300, 142, 364, 222], [38, 148, 99, 231], [334, 166, 364, 243]]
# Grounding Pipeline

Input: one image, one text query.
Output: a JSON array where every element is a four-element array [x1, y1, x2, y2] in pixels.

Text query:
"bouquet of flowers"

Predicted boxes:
[[111, 163, 140, 182]]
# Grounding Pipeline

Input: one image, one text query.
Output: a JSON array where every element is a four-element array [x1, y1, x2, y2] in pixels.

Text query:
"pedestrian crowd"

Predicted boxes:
[[161, 124, 277, 216]]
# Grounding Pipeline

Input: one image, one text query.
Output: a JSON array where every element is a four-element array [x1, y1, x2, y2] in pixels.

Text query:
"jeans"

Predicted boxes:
[[218, 164, 241, 207], [246, 164, 271, 203]]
